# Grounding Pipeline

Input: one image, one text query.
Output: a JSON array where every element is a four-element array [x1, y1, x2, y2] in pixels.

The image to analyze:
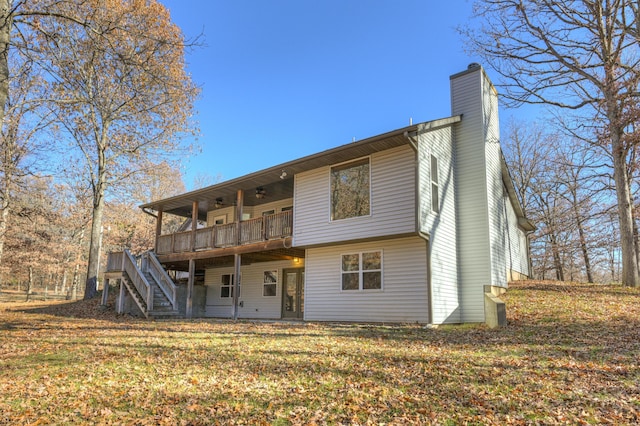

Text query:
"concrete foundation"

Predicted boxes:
[[484, 290, 507, 328]]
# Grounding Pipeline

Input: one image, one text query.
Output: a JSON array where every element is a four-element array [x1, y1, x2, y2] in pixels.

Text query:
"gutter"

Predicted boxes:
[[404, 130, 434, 325], [141, 206, 158, 218]]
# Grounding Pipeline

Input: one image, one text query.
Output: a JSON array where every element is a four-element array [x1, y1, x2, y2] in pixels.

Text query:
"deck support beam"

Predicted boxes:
[[117, 279, 125, 314], [100, 278, 109, 307], [232, 253, 241, 320], [191, 201, 198, 251], [232, 189, 243, 320], [157, 237, 295, 268], [186, 258, 195, 319]]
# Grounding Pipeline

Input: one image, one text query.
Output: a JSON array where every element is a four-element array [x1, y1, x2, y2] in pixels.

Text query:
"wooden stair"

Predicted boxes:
[[113, 250, 181, 319], [144, 271, 180, 319]]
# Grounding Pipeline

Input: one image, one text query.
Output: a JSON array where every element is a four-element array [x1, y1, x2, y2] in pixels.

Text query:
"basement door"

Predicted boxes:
[[282, 268, 304, 319]]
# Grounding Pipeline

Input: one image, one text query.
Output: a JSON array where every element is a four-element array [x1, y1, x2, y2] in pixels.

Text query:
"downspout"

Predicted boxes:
[[525, 229, 535, 279], [404, 131, 434, 325]]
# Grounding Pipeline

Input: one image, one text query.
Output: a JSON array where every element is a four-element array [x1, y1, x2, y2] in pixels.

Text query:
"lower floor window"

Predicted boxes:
[[263, 270, 277, 296], [220, 274, 236, 298], [341, 251, 382, 290]]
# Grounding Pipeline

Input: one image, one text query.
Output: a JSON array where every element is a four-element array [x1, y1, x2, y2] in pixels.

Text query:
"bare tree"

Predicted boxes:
[[463, 0, 640, 286], [503, 119, 613, 282], [29, 0, 198, 299], [105, 161, 186, 256], [0, 50, 51, 286]]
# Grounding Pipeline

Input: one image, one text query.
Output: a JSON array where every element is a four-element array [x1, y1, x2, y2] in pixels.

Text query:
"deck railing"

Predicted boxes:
[[123, 249, 153, 311], [156, 210, 293, 255], [106, 251, 125, 272], [215, 223, 237, 247], [142, 251, 177, 310]]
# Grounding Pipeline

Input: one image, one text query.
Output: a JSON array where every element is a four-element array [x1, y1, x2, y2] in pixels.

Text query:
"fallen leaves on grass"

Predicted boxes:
[[0, 282, 639, 425]]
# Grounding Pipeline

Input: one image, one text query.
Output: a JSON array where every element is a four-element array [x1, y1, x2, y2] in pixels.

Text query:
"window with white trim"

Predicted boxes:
[[341, 251, 382, 290], [430, 154, 439, 213], [263, 270, 277, 297], [220, 274, 237, 298], [330, 158, 370, 220]]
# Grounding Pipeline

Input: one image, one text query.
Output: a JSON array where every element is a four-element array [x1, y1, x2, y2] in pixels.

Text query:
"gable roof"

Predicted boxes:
[[141, 116, 534, 233], [141, 122, 423, 220]]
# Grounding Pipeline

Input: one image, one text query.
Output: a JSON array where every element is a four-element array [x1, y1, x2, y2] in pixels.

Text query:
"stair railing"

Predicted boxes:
[[123, 249, 153, 312], [143, 251, 177, 310]]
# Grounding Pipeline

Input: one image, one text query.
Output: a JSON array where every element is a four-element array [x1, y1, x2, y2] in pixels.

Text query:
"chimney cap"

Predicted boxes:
[[468, 62, 481, 70]]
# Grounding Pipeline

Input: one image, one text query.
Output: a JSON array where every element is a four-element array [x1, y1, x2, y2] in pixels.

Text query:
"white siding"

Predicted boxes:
[[417, 126, 460, 324], [503, 194, 530, 277], [207, 206, 235, 226], [293, 145, 415, 247], [207, 198, 293, 225], [305, 237, 429, 323], [450, 67, 491, 323], [483, 77, 509, 289], [204, 258, 302, 319]]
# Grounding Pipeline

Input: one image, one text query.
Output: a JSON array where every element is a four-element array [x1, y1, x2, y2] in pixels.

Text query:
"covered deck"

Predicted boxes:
[[156, 210, 293, 256], [131, 124, 422, 318]]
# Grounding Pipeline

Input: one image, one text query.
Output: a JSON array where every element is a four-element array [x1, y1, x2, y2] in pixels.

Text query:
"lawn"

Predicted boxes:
[[1, 282, 639, 425]]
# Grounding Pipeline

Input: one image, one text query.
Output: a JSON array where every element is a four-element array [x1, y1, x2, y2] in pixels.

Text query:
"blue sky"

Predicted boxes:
[[160, 0, 511, 189]]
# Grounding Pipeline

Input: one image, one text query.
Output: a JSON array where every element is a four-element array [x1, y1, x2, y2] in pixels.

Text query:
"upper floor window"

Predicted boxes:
[[430, 155, 439, 213], [330, 158, 370, 221]]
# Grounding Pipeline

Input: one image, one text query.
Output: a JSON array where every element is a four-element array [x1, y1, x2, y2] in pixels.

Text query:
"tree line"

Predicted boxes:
[[503, 119, 624, 283], [0, 0, 199, 297], [3, 0, 640, 293], [465, 0, 640, 286]]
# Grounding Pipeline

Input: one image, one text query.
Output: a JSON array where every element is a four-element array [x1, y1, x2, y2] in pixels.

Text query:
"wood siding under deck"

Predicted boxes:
[[156, 210, 293, 255]]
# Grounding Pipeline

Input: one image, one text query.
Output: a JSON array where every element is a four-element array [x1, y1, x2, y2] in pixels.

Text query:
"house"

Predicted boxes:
[[104, 64, 534, 326]]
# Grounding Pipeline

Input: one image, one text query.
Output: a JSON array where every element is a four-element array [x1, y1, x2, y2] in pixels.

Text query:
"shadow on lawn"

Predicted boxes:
[[6, 283, 640, 357], [510, 280, 639, 297], [7, 304, 640, 359], [3, 290, 139, 325]]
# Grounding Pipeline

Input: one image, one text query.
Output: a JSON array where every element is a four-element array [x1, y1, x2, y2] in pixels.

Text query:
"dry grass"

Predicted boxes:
[[1, 281, 639, 425]]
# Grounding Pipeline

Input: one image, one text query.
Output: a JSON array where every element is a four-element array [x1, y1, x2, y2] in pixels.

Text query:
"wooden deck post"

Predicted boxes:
[[235, 189, 243, 245], [191, 201, 198, 251], [117, 279, 125, 314], [232, 253, 241, 320], [232, 189, 243, 320], [155, 209, 163, 253], [100, 278, 109, 306], [186, 258, 195, 319], [261, 215, 267, 241]]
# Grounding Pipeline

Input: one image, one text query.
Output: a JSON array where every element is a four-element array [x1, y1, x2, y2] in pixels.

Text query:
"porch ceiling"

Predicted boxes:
[[141, 122, 424, 220]]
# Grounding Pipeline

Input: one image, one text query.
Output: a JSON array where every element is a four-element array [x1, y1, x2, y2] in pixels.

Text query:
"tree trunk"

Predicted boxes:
[[577, 222, 594, 283], [0, 206, 6, 280], [610, 244, 617, 282], [61, 270, 67, 295], [0, 0, 12, 126], [83, 203, 102, 299], [632, 206, 640, 269], [572, 197, 594, 283], [68, 263, 79, 300], [549, 230, 564, 281], [26, 266, 33, 301], [83, 152, 107, 299], [611, 132, 640, 287]]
